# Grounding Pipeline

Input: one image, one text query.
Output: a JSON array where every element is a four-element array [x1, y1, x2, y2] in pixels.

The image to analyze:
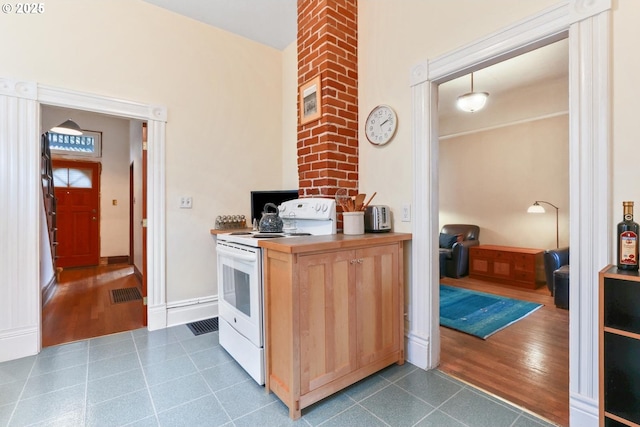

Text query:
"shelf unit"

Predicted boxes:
[[599, 265, 640, 427]]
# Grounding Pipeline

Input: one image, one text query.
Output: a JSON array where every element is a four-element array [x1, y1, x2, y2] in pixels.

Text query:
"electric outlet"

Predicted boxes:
[[180, 196, 193, 209], [402, 203, 411, 222]]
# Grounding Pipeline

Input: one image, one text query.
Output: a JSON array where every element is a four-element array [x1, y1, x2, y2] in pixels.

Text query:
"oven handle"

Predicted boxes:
[[216, 245, 259, 262]]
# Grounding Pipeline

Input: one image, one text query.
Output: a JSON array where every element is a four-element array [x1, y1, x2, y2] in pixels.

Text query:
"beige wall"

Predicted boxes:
[[612, 0, 640, 233], [282, 42, 299, 189], [440, 114, 569, 249], [438, 70, 569, 250], [0, 0, 285, 303]]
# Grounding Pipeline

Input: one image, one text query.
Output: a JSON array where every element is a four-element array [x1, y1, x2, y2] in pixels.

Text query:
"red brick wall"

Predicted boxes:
[[297, 0, 358, 199]]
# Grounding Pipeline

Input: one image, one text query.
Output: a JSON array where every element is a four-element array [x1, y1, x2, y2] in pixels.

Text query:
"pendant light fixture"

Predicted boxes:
[[456, 73, 489, 113], [50, 119, 83, 136]]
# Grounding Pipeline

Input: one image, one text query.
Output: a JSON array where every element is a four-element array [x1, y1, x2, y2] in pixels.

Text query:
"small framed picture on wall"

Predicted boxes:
[[299, 75, 322, 125]]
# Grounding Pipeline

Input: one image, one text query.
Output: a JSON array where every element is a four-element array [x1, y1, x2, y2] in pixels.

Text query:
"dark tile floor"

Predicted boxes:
[[0, 325, 559, 426]]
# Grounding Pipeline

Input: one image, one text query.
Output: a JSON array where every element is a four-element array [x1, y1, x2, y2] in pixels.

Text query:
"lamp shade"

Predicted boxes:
[[50, 119, 83, 136], [527, 202, 546, 213], [457, 92, 489, 113], [456, 72, 489, 113]]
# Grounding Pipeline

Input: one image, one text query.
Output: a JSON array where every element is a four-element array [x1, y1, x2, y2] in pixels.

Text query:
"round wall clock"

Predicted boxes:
[[365, 104, 397, 146]]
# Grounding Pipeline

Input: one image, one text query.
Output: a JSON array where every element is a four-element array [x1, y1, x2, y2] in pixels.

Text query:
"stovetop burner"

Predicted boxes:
[[252, 233, 284, 238]]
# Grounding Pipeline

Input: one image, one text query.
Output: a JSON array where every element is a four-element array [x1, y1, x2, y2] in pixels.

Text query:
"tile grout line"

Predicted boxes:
[[5, 354, 38, 427], [131, 329, 161, 426], [83, 340, 90, 426], [174, 326, 238, 425]]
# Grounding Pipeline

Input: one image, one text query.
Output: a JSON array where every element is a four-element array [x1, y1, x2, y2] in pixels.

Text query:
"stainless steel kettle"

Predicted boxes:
[[258, 203, 284, 233]]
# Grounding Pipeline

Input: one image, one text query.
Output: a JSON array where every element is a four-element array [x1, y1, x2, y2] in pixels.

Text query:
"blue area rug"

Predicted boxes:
[[440, 285, 543, 339]]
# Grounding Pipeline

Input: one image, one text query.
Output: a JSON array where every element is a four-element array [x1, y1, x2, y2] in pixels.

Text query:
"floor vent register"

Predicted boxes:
[[187, 317, 219, 336], [110, 287, 142, 304]]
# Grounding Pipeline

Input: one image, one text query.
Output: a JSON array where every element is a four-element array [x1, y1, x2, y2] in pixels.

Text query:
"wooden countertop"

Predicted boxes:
[[257, 232, 412, 254], [209, 228, 252, 235]]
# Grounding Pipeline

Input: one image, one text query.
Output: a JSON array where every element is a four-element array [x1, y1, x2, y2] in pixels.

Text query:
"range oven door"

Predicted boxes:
[[216, 240, 263, 347]]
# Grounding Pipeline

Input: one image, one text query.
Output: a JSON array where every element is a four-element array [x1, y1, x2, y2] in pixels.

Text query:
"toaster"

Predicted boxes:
[[364, 205, 391, 232]]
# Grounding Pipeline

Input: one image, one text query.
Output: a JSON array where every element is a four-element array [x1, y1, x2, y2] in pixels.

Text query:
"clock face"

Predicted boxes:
[[365, 105, 397, 146]]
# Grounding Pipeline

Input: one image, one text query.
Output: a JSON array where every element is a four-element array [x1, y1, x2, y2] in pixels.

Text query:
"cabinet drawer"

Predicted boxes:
[[471, 258, 490, 274], [514, 258, 534, 271], [494, 251, 513, 261], [514, 270, 535, 282]]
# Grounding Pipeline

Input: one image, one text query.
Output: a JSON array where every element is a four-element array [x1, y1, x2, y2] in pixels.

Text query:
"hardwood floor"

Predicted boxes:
[[439, 276, 569, 427], [42, 264, 144, 347]]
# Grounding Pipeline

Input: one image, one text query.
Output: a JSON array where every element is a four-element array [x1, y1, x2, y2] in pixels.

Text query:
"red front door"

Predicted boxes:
[[53, 160, 101, 268]]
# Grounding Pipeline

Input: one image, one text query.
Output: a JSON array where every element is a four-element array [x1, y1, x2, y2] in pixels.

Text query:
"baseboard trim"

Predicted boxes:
[[405, 331, 429, 370], [166, 297, 218, 328], [570, 391, 599, 427], [41, 273, 57, 307], [99, 256, 130, 265], [133, 265, 143, 283], [147, 304, 167, 331], [0, 326, 39, 363]]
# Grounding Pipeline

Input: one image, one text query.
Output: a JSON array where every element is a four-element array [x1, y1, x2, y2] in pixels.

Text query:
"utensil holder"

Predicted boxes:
[[343, 211, 365, 235]]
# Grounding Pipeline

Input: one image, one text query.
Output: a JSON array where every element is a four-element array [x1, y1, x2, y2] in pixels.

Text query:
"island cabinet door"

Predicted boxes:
[[355, 244, 401, 367], [297, 249, 358, 395]]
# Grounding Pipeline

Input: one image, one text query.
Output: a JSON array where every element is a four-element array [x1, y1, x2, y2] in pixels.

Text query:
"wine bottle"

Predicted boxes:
[[617, 201, 640, 271]]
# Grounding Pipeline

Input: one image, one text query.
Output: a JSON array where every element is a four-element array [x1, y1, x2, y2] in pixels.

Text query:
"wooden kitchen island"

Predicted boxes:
[[258, 232, 412, 419]]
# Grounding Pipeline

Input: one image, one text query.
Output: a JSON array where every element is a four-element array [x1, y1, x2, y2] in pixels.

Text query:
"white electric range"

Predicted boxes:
[[215, 198, 336, 384]]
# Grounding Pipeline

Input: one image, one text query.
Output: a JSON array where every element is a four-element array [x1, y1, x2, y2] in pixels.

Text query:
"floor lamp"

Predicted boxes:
[[527, 200, 559, 248]]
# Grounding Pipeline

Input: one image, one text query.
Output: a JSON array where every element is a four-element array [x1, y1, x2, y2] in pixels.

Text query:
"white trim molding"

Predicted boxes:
[[409, 1, 611, 426], [166, 296, 218, 328], [0, 78, 41, 363], [0, 78, 167, 361]]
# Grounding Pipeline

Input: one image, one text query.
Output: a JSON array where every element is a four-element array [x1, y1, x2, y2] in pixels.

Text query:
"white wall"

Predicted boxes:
[[0, 0, 285, 305], [41, 107, 131, 258], [440, 114, 569, 249]]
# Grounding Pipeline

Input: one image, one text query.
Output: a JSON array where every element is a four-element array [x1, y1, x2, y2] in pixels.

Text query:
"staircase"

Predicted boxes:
[[41, 133, 58, 275]]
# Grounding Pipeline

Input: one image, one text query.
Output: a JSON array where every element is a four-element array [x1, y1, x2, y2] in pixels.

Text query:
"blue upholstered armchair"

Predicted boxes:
[[439, 224, 480, 278], [543, 247, 569, 309]]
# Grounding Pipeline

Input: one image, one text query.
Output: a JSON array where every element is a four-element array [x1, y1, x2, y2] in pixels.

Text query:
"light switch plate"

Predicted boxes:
[[180, 197, 193, 209], [402, 203, 411, 222]]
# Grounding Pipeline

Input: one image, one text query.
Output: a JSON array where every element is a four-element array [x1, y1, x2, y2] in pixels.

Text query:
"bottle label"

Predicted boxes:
[[620, 231, 638, 265]]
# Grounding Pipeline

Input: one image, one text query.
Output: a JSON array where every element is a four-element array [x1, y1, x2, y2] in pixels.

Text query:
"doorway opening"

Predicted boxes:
[[435, 39, 570, 426], [408, 4, 612, 426], [40, 106, 148, 346]]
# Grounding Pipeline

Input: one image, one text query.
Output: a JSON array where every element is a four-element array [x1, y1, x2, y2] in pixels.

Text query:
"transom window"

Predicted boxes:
[[48, 130, 102, 158]]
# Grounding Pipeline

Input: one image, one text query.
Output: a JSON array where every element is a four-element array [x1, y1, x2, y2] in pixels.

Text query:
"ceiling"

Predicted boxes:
[[141, 0, 297, 50], [139, 1, 568, 120], [438, 39, 568, 119]]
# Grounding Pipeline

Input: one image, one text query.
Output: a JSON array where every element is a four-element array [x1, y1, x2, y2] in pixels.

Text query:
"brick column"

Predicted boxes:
[[297, 0, 358, 199]]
